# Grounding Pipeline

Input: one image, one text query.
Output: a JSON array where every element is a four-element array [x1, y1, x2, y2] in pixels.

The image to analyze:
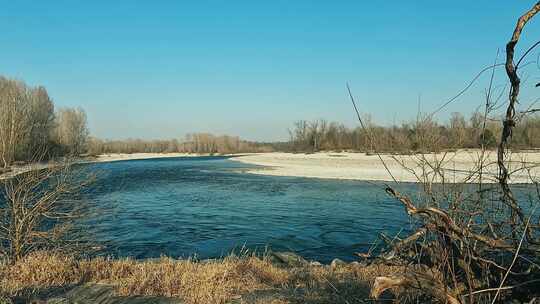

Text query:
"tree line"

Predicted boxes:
[[87, 134, 273, 155], [0, 76, 88, 168], [286, 112, 540, 153], [0, 76, 273, 168], [4, 74, 540, 168]]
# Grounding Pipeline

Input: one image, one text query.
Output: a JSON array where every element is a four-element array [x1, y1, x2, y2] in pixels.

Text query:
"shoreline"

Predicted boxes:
[[89, 152, 226, 163], [232, 150, 540, 184], [2, 150, 539, 184]]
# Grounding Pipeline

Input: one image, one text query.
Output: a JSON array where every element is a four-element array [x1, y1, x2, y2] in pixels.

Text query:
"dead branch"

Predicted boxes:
[[497, 2, 540, 253], [371, 271, 461, 304]]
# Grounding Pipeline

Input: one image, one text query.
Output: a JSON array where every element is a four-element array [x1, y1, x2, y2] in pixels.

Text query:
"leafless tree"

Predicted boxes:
[[23, 86, 55, 160], [0, 161, 95, 262], [363, 3, 540, 303], [86, 133, 271, 155], [55, 107, 89, 156], [0, 78, 30, 168]]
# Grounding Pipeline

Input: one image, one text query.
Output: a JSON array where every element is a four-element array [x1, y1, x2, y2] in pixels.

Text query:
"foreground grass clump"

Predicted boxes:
[[0, 251, 403, 303]]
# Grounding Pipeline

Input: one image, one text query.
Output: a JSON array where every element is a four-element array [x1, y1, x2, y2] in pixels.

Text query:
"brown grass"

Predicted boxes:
[[0, 251, 404, 304]]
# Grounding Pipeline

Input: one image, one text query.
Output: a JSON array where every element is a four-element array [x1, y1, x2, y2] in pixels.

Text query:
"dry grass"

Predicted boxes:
[[0, 251, 404, 304]]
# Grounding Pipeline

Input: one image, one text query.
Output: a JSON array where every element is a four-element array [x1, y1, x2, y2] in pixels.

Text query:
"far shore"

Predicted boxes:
[[0, 152, 225, 180], [2, 149, 540, 183], [233, 149, 540, 184], [89, 152, 224, 163]]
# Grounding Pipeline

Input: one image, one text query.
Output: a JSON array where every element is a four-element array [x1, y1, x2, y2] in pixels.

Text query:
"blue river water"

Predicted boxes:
[[78, 156, 415, 263]]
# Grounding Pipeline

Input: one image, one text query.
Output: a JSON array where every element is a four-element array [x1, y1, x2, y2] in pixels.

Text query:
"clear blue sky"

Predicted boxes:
[[2, 1, 540, 141]]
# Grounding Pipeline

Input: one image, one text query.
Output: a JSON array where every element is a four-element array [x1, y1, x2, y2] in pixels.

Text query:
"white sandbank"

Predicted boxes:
[[232, 150, 540, 184]]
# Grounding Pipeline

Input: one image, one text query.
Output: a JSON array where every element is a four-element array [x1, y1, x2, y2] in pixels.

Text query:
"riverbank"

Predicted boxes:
[[233, 150, 540, 183], [0, 250, 403, 304], [2, 150, 539, 183]]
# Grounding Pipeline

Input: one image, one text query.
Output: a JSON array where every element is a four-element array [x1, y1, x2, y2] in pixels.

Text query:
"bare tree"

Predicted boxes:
[[365, 2, 540, 303], [23, 86, 55, 160], [0, 161, 95, 262], [0, 78, 30, 168], [0, 77, 60, 168], [449, 112, 468, 147], [55, 107, 89, 156]]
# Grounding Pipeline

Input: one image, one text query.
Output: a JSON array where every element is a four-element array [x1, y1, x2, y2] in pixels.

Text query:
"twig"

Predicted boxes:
[[491, 203, 537, 303], [347, 83, 398, 183]]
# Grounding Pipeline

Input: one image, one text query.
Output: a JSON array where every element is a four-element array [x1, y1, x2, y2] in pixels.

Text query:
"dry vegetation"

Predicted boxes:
[[355, 2, 540, 303], [0, 251, 404, 304]]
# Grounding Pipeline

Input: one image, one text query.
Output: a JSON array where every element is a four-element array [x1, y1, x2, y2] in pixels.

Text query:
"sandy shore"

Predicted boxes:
[[233, 150, 540, 183]]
